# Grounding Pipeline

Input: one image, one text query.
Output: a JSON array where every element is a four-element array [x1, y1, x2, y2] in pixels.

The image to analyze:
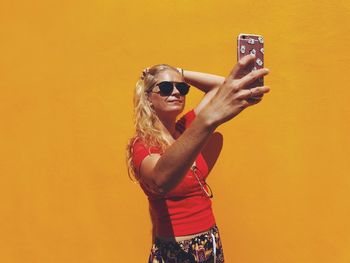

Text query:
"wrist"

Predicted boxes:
[[196, 108, 219, 131], [177, 67, 185, 79]]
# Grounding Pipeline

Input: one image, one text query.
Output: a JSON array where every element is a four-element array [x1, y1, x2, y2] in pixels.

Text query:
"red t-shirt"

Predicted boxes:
[[131, 109, 216, 237]]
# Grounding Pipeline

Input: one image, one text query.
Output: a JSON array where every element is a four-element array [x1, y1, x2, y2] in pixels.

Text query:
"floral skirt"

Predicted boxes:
[[148, 225, 224, 263]]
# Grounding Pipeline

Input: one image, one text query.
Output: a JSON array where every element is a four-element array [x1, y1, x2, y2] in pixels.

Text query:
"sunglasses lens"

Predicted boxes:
[[156, 81, 190, 96], [158, 82, 173, 96], [175, 82, 190, 96]]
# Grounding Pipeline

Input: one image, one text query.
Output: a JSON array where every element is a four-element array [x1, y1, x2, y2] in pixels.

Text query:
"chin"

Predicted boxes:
[[157, 106, 184, 119]]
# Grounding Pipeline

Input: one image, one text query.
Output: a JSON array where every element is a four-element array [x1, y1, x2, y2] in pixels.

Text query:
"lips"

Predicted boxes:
[[167, 99, 182, 103]]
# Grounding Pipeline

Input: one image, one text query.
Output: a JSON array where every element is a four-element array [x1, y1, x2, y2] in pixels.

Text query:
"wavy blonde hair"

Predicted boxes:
[[126, 64, 182, 182]]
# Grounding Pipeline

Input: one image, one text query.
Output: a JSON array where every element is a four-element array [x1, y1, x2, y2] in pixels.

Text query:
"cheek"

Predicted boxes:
[[150, 96, 166, 109]]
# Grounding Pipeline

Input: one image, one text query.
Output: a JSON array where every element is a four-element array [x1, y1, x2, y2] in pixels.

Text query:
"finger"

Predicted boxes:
[[237, 96, 262, 111], [239, 68, 269, 89], [246, 97, 263, 106], [228, 54, 256, 80], [251, 93, 264, 99], [235, 86, 270, 100], [250, 86, 270, 97]]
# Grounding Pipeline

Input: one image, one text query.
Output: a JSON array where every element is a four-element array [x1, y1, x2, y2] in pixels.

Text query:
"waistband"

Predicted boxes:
[[155, 224, 219, 244]]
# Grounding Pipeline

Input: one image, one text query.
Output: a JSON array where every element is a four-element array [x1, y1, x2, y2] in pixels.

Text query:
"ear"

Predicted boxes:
[[146, 93, 154, 108]]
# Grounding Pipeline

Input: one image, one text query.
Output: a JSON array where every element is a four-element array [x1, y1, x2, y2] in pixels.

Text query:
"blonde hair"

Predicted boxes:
[[126, 64, 182, 182]]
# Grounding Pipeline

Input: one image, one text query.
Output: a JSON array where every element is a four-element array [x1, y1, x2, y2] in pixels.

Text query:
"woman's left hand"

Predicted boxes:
[[141, 67, 150, 80]]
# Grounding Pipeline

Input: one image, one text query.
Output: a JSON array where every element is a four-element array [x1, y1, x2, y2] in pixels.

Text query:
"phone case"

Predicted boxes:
[[237, 33, 264, 89]]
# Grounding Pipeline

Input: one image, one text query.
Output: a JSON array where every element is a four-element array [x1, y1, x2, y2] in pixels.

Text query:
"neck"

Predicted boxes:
[[158, 115, 177, 140]]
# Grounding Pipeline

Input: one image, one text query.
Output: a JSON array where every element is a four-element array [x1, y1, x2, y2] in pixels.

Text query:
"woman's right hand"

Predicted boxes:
[[200, 54, 270, 127]]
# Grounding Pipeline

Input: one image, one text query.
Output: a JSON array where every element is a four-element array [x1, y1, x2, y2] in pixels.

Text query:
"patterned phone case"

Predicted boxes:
[[237, 33, 264, 89]]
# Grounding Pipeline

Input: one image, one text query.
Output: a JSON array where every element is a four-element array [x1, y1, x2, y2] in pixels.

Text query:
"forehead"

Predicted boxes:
[[156, 70, 183, 82]]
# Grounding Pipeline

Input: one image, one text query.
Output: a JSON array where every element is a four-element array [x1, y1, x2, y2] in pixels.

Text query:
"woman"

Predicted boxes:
[[126, 54, 270, 262]]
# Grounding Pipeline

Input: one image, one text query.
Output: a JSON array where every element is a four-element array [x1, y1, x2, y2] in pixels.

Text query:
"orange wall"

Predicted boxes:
[[1, 1, 350, 262]]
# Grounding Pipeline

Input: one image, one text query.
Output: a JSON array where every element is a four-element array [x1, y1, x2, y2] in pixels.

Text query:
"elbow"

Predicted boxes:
[[153, 182, 170, 196], [151, 178, 171, 196], [155, 187, 168, 196], [149, 169, 181, 196]]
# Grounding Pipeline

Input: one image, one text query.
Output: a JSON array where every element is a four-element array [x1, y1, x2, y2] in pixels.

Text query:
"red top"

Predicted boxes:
[[131, 109, 216, 237]]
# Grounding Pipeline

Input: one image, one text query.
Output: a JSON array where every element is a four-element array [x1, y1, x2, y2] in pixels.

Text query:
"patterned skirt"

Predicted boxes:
[[148, 225, 224, 263]]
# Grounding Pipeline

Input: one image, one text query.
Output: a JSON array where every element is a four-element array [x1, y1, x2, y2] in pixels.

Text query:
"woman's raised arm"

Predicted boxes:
[[180, 69, 225, 93], [179, 69, 226, 114]]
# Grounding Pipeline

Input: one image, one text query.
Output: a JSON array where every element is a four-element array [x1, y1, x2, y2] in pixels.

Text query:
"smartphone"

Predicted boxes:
[[237, 33, 264, 91]]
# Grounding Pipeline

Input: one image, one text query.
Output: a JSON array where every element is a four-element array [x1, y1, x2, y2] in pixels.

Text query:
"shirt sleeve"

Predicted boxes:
[[175, 109, 196, 134], [131, 137, 161, 178]]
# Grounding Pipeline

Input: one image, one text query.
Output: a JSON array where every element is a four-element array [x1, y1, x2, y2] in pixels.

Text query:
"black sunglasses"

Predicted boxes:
[[150, 81, 190, 96]]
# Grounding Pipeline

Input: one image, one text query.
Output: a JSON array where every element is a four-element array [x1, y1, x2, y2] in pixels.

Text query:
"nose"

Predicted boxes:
[[170, 83, 181, 97]]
